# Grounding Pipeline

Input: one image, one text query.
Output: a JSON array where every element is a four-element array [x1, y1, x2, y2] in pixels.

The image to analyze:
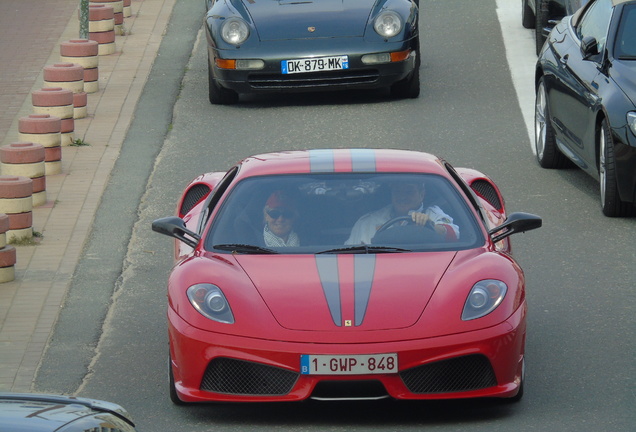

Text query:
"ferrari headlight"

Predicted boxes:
[[221, 18, 249, 45], [187, 284, 234, 324], [462, 280, 507, 321], [374, 11, 402, 38], [627, 112, 636, 136]]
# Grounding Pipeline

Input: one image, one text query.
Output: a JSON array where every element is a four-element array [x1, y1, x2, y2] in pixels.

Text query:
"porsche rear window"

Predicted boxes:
[[204, 173, 485, 254]]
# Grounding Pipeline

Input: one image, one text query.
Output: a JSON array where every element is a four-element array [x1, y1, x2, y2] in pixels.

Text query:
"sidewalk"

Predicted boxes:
[[0, 0, 176, 392]]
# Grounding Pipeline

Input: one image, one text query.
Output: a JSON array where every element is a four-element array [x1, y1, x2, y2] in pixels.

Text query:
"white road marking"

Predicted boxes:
[[495, 0, 538, 153]]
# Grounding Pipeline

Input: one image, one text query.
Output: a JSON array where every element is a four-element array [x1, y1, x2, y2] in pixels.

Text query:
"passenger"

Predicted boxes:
[[263, 190, 300, 247], [345, 181, 459, 245]]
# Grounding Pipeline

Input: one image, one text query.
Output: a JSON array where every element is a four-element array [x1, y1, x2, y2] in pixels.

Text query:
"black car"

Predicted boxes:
[[522, 0, 588, 54], [0, 392, 137, 431], [535, 0, 636, 216], [203, 0, 419, 104]]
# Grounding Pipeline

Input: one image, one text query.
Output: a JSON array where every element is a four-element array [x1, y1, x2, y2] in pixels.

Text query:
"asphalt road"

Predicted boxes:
[[37, 0, 635, 431]]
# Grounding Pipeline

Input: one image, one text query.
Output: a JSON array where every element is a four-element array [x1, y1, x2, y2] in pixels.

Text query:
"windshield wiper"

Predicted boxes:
[[316, 245, 412, 254], [213, 244, 279, 254]]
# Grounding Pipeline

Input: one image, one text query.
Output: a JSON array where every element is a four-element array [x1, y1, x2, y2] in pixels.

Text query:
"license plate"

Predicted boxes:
[[281, 55, 349, 74], [300, 353, 398, 375]]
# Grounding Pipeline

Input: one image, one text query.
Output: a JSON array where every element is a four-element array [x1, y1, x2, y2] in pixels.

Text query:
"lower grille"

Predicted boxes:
[[248, 69, 379, 90], [201, 358, 298, 396], [311, 380, 388, 401], [400, 355, 497, 394]]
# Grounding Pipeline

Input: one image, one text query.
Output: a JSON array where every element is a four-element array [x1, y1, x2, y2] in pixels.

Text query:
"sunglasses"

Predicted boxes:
[[266, 209, 296, 220]]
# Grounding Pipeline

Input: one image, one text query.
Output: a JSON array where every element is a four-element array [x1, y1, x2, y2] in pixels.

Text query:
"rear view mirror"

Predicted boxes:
[[152, 216, 201, 249], [488, 212, 542, 243]]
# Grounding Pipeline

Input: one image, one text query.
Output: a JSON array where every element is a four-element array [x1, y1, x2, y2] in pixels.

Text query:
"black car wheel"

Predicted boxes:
[[535, 0, 550, 55], [599, 119, 633, 217], [522, 0, 536, 29], [535, 78, 568, 168], [208, 58, 239, 105]]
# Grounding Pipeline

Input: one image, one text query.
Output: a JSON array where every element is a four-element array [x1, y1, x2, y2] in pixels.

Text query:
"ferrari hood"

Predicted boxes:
[[235, 252, 457, 331], [243, 0, 376, 41]]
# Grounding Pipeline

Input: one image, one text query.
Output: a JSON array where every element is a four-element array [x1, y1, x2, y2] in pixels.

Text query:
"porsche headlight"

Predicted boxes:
[[221, 18, 249, 45], [627, 112, 636, 136], [187, 284, 234, 324], [374, 11, 403, 38], [462, 280, 507, 321]]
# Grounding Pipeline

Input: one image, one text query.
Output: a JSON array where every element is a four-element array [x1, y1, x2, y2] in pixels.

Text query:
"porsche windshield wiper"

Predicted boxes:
[[316, 245, 411, 254], [213, 244, 279, 254]]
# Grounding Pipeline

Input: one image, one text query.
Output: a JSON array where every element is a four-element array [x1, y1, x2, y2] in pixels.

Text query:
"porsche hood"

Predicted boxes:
[[243, 0, 377, 40], [235, 252, 457, 331]]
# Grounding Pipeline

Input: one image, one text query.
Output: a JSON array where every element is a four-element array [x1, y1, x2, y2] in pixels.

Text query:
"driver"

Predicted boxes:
[[345, 181, 459, 245]]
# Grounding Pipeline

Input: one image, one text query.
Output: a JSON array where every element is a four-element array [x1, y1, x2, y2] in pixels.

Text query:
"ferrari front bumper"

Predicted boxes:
[[168, 303, 526, 403]]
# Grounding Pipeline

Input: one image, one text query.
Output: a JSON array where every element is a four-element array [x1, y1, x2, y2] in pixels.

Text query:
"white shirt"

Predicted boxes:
[[345, 204, 459, 245]]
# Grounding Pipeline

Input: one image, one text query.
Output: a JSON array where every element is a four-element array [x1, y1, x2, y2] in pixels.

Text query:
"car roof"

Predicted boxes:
[[236, 149, 450, 178]]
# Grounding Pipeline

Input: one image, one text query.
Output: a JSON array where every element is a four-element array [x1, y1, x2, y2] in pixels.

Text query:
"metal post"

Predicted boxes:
[[79, 0, 89, 39]]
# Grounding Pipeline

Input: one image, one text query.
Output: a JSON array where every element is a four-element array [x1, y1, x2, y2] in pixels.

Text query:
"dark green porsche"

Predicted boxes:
[[204, 0, 420, 104]]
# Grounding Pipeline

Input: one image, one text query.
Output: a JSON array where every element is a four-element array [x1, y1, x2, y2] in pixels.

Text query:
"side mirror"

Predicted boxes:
[[152, 216, 201, 249], [581, 36, 599, 59], [488, 212, 542, 243]]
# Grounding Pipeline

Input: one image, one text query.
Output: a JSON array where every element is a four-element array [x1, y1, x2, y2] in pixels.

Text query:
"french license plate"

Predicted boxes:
[[281, 55, 349, 74], [300, 353, 398, 375]]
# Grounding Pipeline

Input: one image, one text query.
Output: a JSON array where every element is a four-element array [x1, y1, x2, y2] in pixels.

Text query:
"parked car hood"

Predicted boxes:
[[235, 252, 457, 331], [244, 0, 376, 41], [0, 393, 135, 432], [612, 61, 636, 107]]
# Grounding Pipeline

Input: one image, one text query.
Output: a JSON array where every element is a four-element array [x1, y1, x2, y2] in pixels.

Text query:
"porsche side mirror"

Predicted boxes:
[[581, 36, 599, 59], [488, 212, 542, 243], [152, 216, 201, 249]]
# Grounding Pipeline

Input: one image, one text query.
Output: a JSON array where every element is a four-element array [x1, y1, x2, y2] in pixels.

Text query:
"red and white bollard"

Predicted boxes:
[[0, 176, 34, 243], [0, 213, 16, 283], [73, 92, 88, 119], [60, 39, 99, 95], [88, 4, 116, 55], [91, 0, 125, 35], [18, 114, 62, 176], [31, 87, 75, 146], [0, 142, 46, 207], [123, 0, 132, 18]]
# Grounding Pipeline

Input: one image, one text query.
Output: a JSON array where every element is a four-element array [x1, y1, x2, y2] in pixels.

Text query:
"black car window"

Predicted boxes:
[[576, 0, 613, 52], [615, 5, 636, 60], [205, 173, 484, 254]]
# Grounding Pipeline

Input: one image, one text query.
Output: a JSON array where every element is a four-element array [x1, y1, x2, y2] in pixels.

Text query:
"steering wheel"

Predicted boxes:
[[375, 215, 435, 235]]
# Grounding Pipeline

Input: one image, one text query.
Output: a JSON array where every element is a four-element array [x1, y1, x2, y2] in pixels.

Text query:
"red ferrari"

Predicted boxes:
[[152, 149, 541, 404]]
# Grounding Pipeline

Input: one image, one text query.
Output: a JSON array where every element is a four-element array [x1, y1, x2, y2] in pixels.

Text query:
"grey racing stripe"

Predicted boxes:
[[354, 255, 375, 326], [309, 149, 335, 172], [350, 148, 376, 172], [315, 255, 341, 326]]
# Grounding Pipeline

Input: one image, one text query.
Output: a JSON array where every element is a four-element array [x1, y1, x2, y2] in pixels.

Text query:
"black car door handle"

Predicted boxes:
[[559, 54, 569, 65]]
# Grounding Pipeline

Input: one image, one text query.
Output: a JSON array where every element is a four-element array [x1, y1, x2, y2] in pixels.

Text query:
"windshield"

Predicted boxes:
[[205, 173, 484, 254], [615, 4, 636, 60]]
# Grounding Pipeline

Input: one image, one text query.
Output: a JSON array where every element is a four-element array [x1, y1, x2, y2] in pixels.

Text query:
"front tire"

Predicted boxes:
[[535, 78, 568, 168], [535, 0, 549, 55], [208, 59, 239, 105], [522, 0, 535, 29], [599, 119, 633, 217]]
